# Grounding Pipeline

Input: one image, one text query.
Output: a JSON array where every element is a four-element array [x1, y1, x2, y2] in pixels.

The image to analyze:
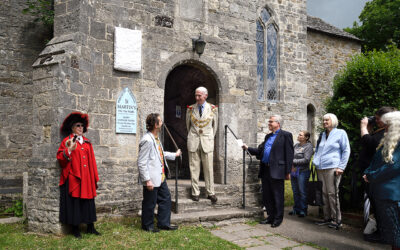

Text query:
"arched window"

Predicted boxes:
[[256, 8, 279, 102], [307, 104, 316, 146]]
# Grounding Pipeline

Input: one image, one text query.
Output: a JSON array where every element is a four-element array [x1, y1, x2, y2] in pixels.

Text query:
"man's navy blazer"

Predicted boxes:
[[248, 130, 294, 180]]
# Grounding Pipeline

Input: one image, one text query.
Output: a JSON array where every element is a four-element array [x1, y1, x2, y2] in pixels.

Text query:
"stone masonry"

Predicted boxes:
[[306, 16, 360, 140], [0, 0, 52, 210], [0, 0, 360, 233]]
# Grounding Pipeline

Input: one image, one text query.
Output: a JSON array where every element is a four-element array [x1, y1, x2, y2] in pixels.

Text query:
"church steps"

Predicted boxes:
[[170, 207, 262, 225]]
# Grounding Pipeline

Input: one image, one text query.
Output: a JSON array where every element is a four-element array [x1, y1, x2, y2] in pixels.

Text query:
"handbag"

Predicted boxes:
[[307, 156, 324, 206]]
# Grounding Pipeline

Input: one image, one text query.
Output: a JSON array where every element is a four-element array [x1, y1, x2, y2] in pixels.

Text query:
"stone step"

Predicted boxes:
[[171, 207, 262, 225], [172, 196, 242, 214], [167, 179, 259, 199]]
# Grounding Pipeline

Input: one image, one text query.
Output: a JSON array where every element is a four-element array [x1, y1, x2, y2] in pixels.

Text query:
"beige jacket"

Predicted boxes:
[[186, 102, 218, 153]]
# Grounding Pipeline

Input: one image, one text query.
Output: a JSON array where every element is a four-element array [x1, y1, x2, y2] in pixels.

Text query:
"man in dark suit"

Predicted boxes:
[[243, 115, 294, 228]]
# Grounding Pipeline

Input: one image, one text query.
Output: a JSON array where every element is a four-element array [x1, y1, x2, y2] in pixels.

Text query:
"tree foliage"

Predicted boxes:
[[344, 0, 400, 51], [325, 47, 400, 209], [22, 0, 54, 27]]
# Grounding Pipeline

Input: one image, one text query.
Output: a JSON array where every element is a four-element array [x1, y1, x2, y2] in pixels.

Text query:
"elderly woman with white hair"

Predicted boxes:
[[313, 113, 350, 228], [364, 111, 400, 249]]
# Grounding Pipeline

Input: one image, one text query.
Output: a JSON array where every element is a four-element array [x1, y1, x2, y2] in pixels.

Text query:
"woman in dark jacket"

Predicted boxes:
[[57, 112, 100, 238], [289, 131, 313, 217], [364, 111, 400, 249]]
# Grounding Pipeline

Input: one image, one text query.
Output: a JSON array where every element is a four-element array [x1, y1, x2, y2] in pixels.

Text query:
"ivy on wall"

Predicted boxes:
[[22, 0, 54, 28]]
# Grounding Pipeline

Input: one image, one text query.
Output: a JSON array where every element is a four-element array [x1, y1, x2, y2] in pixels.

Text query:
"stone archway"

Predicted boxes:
[[163, 63, 219, 179]]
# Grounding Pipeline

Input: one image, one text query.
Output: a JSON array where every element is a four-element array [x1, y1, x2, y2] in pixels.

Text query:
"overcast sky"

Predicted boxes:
[[307, 0, 370, 29]]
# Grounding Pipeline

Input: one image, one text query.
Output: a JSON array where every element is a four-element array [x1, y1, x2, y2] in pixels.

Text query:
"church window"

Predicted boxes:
[[256, 8, 279, 102]]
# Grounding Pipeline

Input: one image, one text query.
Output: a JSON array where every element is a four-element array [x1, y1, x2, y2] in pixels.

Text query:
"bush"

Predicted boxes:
[[1, 199, 23, 218], [325, 46, 400, 209]]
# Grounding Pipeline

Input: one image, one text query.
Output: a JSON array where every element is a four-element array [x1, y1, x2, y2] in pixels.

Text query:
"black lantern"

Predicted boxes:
[[192, 33, 206, 56]]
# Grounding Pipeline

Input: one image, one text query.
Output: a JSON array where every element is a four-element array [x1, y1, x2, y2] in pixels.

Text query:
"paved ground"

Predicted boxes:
[[211, 207, 390, 250]]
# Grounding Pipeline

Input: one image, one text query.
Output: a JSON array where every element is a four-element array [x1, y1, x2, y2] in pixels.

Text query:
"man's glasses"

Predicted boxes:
[[74, 124, 84, 128]]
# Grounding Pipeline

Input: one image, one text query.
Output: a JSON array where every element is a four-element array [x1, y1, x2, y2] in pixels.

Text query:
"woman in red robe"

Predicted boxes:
[[57, 112, 100, 238]]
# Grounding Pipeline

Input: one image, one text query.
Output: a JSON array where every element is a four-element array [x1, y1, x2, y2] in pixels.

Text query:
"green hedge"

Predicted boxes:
[[325, 47, 400, 209]]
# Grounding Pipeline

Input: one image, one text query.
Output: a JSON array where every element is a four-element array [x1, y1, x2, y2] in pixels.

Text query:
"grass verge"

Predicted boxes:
[[0, 217, 241, 249]]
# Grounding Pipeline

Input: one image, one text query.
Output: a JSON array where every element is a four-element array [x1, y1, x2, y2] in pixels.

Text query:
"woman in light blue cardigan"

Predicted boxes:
[[313, 113, 350, 228]]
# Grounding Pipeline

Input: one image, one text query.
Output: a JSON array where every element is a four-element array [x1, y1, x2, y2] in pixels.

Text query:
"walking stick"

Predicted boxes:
[[162, 123, 182, 213], [162, 124, 180, 151], [334, 171, 340, 230]]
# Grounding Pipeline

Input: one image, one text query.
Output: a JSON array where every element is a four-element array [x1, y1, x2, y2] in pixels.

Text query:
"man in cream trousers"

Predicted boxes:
[[138, 113, 181, 232], [186, 87, 218, 203]]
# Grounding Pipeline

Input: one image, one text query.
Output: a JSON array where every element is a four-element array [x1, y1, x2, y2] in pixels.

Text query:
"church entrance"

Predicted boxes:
[[163, 63, 218, 179]]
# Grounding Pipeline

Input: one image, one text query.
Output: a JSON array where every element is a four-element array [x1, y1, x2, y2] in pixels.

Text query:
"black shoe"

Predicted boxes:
[[298, 212, 306, 218], [191, 195, 199, 201], [271, 221, 282, 228], [260, 217, 274, 224], [315, 219, 332, 226], [328, 221, 342, 230], [72, 226, 82, 239], [159, 225, 178, 231], [288, 210, 297, 215], [87, 223, 101, 235], [87, 228, 101, 235], [364, 231, 384, 243], [207, 195, 218, 203], [143, 227, 160, 233]]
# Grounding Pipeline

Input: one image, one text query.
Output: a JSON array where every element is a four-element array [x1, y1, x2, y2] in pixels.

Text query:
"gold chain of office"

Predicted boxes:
[[190, 111, 214, 128]]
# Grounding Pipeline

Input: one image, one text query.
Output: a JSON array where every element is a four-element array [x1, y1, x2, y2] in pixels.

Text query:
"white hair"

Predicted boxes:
[[195, 86, 208, 95], [378, 111, 400, 163], [271, 114, 283, 127], [323, 113, 339, 128]]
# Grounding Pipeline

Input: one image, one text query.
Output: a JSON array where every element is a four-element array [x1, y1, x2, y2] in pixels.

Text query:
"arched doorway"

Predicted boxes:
[[163, 63, 219, 179]]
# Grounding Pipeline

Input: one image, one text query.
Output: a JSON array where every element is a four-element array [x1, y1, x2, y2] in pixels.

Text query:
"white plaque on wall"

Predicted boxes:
[[114, 27, 142, 72], [116, 87, 137, 134]]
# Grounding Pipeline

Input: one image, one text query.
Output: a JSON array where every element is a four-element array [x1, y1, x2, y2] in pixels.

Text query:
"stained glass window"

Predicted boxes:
[[256, 20, 264, 101], [256, 8, 278, 102], [267, 24, 278, 101]]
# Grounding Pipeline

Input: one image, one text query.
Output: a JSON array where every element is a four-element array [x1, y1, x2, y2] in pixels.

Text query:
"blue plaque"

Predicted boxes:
[[116, 87, 137, 134]]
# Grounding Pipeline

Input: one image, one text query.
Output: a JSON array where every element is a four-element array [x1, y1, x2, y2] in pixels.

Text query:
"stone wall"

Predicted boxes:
[[306, 31, 360, 133], [21, 0, 361, 234], [26, 0, 312, 233], [0, 0, 51, 210]]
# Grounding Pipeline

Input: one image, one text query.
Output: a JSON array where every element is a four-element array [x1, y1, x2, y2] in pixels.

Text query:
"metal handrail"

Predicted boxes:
[[224, 125, 253, 209]]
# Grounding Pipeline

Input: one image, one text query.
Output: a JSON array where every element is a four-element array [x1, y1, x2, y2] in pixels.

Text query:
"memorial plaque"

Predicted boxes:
[[116, 87, 137, 134], [114, 27, 142, 72]]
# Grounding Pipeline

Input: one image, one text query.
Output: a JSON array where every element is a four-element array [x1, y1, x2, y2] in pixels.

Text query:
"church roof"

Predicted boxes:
[[307, 15, 360, 42]]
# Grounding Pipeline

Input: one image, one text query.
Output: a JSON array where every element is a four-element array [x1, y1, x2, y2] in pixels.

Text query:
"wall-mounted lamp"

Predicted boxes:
[[192, 33, 206, 56]]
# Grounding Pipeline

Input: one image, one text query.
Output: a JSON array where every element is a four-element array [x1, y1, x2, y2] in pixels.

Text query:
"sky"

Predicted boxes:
[[307, 0, 370, 29]]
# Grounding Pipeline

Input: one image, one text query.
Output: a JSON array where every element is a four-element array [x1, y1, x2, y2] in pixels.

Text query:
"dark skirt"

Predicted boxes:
[[375, 199, 400, 247], [59, 178, 97, 226]]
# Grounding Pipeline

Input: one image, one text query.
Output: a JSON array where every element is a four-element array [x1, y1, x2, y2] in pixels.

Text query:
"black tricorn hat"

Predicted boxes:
[[60, 112, 89, 137]]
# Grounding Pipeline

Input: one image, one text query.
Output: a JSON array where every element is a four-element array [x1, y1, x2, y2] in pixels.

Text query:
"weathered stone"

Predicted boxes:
[[2, 0, 361, 234]]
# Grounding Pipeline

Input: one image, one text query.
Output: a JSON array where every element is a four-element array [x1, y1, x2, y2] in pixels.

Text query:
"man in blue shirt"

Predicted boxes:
[[243, 115, 294, 228]]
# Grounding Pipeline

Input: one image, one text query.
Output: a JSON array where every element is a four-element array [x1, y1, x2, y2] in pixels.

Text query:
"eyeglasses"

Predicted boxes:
[[268, 120, 277, 123], [74, 124, 84, 128]]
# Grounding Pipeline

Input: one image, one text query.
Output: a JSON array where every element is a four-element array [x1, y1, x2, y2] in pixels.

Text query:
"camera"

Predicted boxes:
[[367, 116, 376, 126]]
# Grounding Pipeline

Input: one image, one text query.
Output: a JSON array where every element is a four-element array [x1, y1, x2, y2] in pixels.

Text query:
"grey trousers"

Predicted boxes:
[[317, 168, 342, 222]]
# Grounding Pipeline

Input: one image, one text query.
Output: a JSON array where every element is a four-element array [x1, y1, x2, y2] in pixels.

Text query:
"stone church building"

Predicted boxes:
[[0, 0, 360, 233]]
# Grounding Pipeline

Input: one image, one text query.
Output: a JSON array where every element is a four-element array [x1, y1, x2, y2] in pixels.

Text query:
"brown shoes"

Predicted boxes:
[[191, 195, 200, 201], [207, 195, 218, 203]]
